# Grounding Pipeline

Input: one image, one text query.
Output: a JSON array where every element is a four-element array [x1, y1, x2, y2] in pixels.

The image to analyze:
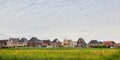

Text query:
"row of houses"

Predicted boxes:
[[0, 38, 28, 48], [0, 37, 120, 48]]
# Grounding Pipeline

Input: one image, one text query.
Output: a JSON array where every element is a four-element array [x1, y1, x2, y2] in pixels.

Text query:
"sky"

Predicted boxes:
[[0, 0, 120, 43]]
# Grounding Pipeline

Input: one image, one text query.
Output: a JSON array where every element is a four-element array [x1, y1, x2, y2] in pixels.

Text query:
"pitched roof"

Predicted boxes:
[[77, 38, 86, 44], [52, 39, 61, 43], [9, 38, 19, 43], [42, 40, 51, 45], [29, 37, 38, 41], [20, 38, 28, 42], [103, 41, 115, 46], [88, 40, 98, 44], [29, 37, 42, 43]]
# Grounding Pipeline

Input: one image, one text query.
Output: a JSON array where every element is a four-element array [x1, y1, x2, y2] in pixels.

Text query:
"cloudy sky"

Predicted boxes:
[[0, 0, 120, 42]]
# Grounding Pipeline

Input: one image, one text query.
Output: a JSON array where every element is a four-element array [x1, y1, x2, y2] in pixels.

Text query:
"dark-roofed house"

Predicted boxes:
[[28, 37, 42, 47], [42, 40, 51, 47], [0, 40, 8, 48], [88, 40, 102, 48], [51, 39, 61, 47], [103, 41, 116, 48], [77, 38, 87, 48], [18, 38, 28, 47]]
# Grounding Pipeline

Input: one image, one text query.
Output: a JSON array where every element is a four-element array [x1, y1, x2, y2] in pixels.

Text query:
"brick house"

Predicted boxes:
[[0, 40, 8, 48], [51, 39, 61, 47], [42, 40, 51, 47], [28, 37, 42, 47], [114, 43, 120, 48], [103, 41, 116, 48]]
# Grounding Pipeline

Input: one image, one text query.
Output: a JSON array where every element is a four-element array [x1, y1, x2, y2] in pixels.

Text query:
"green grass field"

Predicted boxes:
[[0, 48, 120, 60]]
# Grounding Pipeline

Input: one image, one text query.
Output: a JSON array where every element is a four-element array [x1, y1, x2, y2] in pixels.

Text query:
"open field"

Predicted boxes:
[[0, 48, 120, 60]]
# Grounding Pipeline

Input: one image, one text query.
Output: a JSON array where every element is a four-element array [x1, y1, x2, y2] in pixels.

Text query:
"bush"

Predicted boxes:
[[91, 45, 106, 48]]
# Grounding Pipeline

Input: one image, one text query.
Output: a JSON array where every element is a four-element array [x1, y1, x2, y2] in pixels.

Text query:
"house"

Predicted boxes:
[[88, 40, 102, 48], [73, 41, 77, 47], [77, 38, 86, 48], [18, 38, 28, 47], [9, 38, 19, 48], [28, 37, 42, 47], [0, 38, 19, 48], [51, 39, 61, 47], [103, 41, 116, 48], [42, 40, 51, 47], [114, 43, 120, 48], [0, 40, 8, 48], [9, 37, 28, 47], [63, 39, 73, 48]]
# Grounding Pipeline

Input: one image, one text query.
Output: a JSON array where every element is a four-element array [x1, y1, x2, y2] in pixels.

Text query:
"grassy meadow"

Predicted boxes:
[[0, 48, 120, 60]]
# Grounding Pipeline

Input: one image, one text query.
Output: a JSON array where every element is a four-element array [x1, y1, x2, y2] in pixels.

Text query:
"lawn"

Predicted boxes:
[[0, 48, 120, 60]]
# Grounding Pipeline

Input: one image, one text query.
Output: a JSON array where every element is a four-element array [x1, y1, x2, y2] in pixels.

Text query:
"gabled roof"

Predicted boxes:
[[88, 40, 98, 44], [29, 37, 42, 43], [42, 40, 51, 42], [77, 38, 86, 44], [21, 38, 28, 41], [29, 37, 38, 41], [9, 38, 19, 43], [52, 39, 61, 43], [42, 40, 51, 45], [103, 41, 115, 46]]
